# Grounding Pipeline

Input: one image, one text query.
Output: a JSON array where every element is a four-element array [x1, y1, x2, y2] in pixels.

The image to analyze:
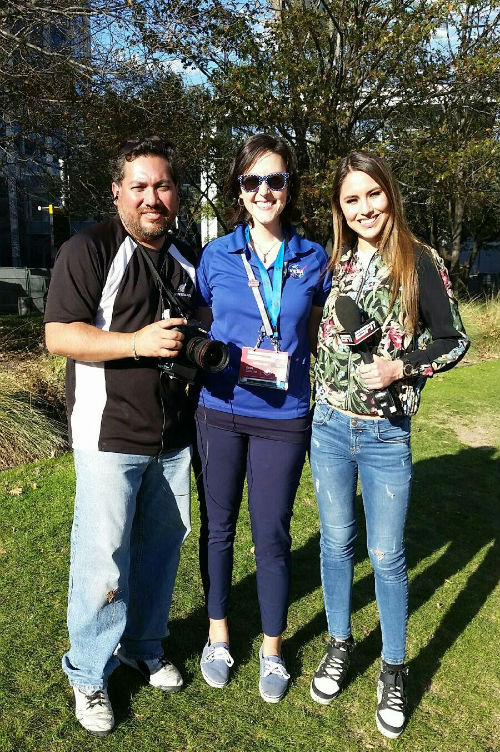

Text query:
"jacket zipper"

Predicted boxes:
[[345, 251, 376, 411]]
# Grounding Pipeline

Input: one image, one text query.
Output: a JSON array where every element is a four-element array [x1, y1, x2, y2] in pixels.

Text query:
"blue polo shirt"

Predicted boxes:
[[196, 223, 331, 419]]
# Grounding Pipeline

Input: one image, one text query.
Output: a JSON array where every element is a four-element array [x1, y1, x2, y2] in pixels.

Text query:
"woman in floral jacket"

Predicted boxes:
[[309, 151, 469, 739]]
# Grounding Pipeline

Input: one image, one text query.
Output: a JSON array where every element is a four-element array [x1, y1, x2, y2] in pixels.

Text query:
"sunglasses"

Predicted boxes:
[[238, 172, 290, 193]]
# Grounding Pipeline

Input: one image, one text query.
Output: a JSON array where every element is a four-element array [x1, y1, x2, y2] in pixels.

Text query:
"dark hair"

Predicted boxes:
[[110, 135, 179, 185], [225, 133, 300, 228]]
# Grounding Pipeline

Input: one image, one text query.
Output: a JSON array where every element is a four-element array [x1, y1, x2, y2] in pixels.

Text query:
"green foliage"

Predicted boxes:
[[385, 2, 500, 275], [123, 0, 499, 257], [140, 0, 454, 243], [0, 362, 498, 751]]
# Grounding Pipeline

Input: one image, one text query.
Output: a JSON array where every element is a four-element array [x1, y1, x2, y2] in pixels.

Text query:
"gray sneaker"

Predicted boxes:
[[258, 647, 290, 703], [73, 687, 114, 737], [200, 640, 234, 688], [115, 647, 183, 693]]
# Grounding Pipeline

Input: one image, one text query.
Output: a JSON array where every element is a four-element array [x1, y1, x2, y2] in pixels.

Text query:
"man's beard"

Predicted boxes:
[[118, 206, 174, 244]]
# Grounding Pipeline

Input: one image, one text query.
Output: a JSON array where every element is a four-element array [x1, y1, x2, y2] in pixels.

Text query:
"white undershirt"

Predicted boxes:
[[356, 248, 376, 271]]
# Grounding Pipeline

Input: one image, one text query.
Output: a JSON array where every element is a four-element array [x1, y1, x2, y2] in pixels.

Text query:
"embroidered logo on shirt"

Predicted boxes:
[[289, 264, 306, 278]]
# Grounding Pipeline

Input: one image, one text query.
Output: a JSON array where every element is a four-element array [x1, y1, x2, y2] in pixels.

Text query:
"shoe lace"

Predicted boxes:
[[322, 652, 346, 679], [155, 656, 172, 669], [320, 643, 349, 680], [85, 690, 108, 710], [382, 669, 407, 712], [206, 645, 234, 667], [262, 658, 290, 680]]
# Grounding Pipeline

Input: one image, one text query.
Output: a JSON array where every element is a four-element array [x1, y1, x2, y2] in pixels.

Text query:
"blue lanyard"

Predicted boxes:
[[245, 225, 285, 333]]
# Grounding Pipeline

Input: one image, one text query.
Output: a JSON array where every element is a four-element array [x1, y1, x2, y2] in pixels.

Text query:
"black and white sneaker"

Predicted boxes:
[[376, 661, 408, 738], [310, 636, 355, 705], [115, 647, 183, 693]]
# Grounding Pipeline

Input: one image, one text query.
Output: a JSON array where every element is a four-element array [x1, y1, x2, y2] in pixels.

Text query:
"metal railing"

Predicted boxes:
[[0, 267, 51, 315]]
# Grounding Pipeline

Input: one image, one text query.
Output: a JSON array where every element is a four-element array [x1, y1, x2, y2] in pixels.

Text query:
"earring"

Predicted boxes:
[[238, 197, 244, 206], [286, 195, 291, 204]]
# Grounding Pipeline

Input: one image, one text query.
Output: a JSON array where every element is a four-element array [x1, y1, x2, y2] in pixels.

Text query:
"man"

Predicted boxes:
[[44, 136, 197, 737]]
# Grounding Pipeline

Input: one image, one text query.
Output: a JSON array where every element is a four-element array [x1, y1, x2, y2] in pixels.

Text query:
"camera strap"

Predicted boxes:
[[136, 241, 191, 318]]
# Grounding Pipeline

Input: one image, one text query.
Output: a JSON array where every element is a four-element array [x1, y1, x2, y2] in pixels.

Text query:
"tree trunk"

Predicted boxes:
[[429, 213, 438, 251], [7, 171, 22, 268], [449, 194, 465, 285], [461, 237, 480, 284]]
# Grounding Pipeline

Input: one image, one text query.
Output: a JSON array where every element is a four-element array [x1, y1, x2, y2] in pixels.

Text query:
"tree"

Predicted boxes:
[[377, 1, 500, 286], [133, 0, 452, 243], [1, 0, 498, 272], [0, 1, 135, 262], [0, 1, 211, 255]]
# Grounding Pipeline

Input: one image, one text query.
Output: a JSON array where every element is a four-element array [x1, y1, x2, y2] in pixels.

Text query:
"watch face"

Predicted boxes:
[[403, 363, 413, 377]]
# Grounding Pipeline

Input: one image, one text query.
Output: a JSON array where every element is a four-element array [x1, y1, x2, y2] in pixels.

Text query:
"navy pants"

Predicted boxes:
[[196, 407, 309, 636]]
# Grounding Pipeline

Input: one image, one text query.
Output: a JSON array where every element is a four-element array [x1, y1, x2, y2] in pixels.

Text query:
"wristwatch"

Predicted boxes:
[[401, 359, 415, 378]]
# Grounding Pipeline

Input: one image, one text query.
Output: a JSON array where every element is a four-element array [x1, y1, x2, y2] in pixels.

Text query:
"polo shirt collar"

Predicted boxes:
[[227, 223, 314, 262], [226, 224, 247, 253], [285, 227, 313, 261]]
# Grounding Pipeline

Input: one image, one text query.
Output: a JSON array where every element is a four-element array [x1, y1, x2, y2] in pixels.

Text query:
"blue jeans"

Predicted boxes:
[[310, 404, 412, 665], [62, 447, 191, 691]]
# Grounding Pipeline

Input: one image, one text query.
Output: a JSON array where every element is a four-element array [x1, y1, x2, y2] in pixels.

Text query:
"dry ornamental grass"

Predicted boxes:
[[0, 316, 67, 470], [459, 295, 500, 363]]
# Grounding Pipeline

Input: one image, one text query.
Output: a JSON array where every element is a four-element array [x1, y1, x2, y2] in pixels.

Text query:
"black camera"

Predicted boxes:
[[158, 320, 230, 383]]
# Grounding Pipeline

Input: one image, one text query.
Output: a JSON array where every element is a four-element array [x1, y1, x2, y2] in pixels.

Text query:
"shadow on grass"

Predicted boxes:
[[109, 444, 498, 727]]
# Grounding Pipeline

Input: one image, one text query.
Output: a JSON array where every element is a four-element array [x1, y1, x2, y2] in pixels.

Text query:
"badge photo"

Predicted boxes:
[[238, 347, 290, 390]]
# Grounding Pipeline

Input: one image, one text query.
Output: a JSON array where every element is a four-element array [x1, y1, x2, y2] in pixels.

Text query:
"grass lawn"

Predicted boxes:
[[0, 360, 499, 752]]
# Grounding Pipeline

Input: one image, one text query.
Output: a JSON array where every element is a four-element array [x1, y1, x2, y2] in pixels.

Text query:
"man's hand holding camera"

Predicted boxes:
[[134, 317, 187, 358]]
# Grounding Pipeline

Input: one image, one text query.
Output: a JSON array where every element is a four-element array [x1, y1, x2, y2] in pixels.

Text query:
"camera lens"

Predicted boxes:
[[185, 337, 229, 373]]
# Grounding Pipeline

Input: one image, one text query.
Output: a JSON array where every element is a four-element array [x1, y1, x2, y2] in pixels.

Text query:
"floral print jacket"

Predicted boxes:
[[315, 246, 470, 416]]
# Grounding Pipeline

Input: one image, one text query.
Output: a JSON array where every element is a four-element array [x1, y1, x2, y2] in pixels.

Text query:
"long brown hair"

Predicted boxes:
[[329, 150, 427, 333]]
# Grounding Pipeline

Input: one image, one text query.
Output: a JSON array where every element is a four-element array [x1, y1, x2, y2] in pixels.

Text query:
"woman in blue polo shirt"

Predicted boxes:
[[195, 133, 330, 702]]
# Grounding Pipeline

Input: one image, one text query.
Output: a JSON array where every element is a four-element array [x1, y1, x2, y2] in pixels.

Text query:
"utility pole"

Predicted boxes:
[[37, 204, 55, 266]]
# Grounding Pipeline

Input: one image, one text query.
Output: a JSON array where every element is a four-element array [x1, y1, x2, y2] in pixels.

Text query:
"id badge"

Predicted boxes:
[[238, 347, 290, 390]]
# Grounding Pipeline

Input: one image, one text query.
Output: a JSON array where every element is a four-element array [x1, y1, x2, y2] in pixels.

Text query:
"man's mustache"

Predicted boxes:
[[140, 206, 171, 217]]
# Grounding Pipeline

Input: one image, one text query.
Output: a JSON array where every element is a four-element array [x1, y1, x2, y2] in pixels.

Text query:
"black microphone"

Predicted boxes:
[[335, 295, 399, 417]]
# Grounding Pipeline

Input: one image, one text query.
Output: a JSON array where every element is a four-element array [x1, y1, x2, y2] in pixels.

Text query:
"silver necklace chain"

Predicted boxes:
[[250, 236, 282, 263]]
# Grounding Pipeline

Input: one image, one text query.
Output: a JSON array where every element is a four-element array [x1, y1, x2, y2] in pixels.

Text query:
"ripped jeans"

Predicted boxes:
[[62, 447, 191, 691], [310, 404, 412, 665]]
